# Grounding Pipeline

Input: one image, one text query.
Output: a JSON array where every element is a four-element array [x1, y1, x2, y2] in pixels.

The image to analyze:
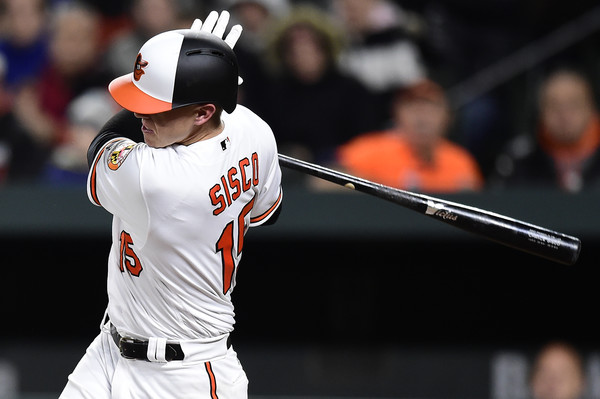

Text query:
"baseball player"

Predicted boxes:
[[59, 10, 283, 399]]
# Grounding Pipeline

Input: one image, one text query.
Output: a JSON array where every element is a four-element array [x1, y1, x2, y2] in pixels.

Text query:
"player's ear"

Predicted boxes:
[[193, 104, 217, 126]]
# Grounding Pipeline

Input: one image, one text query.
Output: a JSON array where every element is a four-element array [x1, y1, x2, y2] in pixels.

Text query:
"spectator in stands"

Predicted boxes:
[[41, 88, 119, 185], [529, 341, 586, 399], [490, 66, 600, 193], [103, 0, 203, 78], [328, 0, 427, 121], [10, 1, 110, 157], [335, 78, 484, 193], [0, 0, 49, 92], [261, 4, 380, 170], [220, 0, 290, 114], [0, 54, 47, 184]]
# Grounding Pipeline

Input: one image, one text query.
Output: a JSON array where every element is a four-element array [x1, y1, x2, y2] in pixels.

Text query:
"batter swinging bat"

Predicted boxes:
[[278, 154, 581, 266]]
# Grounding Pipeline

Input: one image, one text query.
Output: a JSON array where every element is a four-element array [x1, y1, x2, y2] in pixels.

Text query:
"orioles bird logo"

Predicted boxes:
[[133, 53, 148, 81]]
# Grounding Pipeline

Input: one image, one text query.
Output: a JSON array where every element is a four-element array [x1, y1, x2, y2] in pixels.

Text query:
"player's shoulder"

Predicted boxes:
[[224, 104, 269, 126]]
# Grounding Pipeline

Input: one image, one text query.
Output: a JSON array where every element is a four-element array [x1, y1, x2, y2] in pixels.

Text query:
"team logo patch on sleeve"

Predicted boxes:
[[108, 143, 135, 170]]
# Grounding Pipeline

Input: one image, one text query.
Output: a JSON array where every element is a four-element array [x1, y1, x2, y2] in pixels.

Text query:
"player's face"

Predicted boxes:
[[395, 99, 449, 146], [134, 105, 217, 148], [531, 347, 584, 399], [540, 74, 594, 144]]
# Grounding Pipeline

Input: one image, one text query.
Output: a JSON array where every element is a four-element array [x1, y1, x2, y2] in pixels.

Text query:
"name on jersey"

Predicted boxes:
[[209, 152, 259, 216]]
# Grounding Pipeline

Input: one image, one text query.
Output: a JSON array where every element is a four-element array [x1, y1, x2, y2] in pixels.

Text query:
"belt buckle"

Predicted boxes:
[[118, 336, 139, 360]]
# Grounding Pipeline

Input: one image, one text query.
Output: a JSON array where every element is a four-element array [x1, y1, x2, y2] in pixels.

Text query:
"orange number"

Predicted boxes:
[[216, 198, 255, 294], [119, 231, 143, 276], [216, 221, 235, 295]]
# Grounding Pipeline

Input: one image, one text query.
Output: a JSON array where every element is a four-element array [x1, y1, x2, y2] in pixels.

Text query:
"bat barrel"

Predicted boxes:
[[377, 183, 582, 265], [441, 202, 582, 265]]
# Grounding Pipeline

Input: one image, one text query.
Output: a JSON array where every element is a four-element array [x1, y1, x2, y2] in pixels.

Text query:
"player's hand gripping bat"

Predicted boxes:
[[278, 154, 581, 266]]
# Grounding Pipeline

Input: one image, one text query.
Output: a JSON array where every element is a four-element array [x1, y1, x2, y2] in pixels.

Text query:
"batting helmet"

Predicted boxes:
[[108, 29, 239, 114]]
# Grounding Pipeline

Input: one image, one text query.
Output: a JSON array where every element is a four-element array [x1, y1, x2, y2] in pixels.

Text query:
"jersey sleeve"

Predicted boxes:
[[248, 121, 283, 227], [250, 154, 283, 227], [87, 138, 149, 239]]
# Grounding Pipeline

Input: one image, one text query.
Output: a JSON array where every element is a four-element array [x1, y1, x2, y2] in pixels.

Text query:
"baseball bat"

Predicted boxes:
[[278, 153, 581, 266]]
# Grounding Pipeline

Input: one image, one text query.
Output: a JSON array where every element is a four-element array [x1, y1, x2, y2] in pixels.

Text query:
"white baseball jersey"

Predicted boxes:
[[87, 104, 282, 341]]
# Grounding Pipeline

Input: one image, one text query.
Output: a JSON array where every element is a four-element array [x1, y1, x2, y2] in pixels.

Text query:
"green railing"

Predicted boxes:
[[0, 184, 594, 240]]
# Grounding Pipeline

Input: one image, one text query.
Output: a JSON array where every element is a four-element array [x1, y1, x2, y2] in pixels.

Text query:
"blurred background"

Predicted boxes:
[[1, 0, 600, 398]]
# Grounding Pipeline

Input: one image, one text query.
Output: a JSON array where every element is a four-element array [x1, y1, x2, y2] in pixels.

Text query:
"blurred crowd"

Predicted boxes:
[[1, 0, 599, 193]]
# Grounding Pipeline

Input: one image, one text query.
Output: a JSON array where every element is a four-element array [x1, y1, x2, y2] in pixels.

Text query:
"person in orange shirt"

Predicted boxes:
[[335, 78, 484, 193]]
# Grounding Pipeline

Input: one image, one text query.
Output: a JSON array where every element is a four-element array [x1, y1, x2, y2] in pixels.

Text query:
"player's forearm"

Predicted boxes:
[[87, 110, 143, 167]]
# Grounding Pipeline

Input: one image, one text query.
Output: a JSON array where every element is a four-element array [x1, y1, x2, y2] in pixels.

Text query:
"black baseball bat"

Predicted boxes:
[[278, 153, 581, 266]]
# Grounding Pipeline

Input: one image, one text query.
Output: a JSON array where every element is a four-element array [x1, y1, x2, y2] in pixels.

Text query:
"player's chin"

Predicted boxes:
[[142, 133, 158, 147]]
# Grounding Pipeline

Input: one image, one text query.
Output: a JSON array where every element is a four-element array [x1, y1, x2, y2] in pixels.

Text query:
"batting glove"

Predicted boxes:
[[190, 10, 243, 50], [190, 11, 243, 84]]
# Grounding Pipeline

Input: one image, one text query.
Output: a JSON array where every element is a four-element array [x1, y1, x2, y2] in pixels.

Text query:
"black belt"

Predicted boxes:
[[110, 324, 231, 362]]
